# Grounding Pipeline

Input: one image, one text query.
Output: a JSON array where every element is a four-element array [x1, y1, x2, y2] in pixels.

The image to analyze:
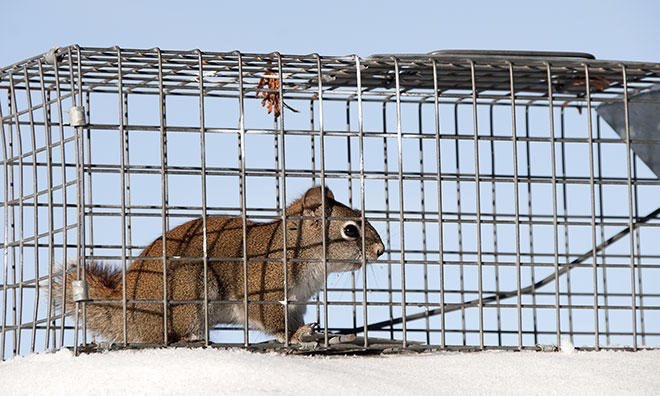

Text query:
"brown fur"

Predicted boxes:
[[55, 186, 384, 344]]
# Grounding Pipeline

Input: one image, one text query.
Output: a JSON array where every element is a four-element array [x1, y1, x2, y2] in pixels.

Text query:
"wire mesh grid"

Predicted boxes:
[[1, 46, 659, 359]]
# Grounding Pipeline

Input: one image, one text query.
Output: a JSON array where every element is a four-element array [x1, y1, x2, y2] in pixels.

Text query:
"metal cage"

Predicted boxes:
[[1, 45, 659, 359]]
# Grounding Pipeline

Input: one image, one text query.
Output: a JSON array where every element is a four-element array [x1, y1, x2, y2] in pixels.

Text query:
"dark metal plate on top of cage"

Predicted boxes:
[[320, 50, 651, 96], [371, 49, 597, 60]]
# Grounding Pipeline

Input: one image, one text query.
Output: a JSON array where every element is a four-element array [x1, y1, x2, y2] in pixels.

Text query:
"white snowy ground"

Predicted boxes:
[[1, 346, 659, 395]]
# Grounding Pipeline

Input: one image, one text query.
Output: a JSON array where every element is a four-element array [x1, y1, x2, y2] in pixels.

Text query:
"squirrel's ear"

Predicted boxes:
[[286, 186, 334, 217]]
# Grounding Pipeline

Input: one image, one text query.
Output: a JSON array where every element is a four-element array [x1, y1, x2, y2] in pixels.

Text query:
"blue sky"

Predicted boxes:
[[2, 0, 659, 65]]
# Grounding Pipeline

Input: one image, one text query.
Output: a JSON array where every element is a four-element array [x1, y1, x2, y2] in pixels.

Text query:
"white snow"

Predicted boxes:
[[560, 337, 576, 354], [1, 348, 659, 395]]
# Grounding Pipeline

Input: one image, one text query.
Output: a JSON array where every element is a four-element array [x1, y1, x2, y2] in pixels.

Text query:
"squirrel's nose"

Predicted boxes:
[[373, 242, 385, 258]]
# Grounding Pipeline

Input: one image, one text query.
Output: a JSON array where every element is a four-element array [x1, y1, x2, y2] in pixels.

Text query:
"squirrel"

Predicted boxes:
[[55, 186, 385, 345]]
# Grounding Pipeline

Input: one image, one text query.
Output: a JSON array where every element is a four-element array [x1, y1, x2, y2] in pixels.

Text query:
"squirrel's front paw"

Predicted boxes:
[[290, 322, 319, 344]]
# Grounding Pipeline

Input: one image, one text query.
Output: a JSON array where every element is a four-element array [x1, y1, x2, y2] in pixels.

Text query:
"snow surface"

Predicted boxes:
[[1, 347, 659, 395]]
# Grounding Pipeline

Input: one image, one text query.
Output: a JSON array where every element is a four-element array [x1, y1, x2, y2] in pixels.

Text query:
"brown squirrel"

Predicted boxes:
[[55, 186, 384, 344]]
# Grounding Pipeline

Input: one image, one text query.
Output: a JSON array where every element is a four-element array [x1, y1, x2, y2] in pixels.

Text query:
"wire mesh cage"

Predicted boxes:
[[1, 45, 659, 359]]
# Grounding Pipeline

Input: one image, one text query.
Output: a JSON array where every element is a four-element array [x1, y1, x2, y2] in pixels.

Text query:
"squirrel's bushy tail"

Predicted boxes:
[[51, 261, 125, 342]]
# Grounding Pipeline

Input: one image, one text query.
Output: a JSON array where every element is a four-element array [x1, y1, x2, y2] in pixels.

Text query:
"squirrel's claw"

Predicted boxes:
[[291, 322, 319, 344]]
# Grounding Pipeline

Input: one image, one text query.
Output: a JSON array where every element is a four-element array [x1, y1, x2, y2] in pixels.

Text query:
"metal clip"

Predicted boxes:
[[71, 280, 90, 302], [44, 47, 60, 65], [69, 106, 87, 127], [535, 343, 559, 352]]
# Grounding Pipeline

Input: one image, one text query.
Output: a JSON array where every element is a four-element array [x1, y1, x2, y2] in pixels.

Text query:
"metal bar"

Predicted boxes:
[[9, 71, 25, 357], [393, 58, 407, 348], [122, 92, 132, 261], [431, 59, 446, 348], [6, 203, 655, 232], [1, 249, 654, 270], [275, 53, 290, 346], [314, 54, 330, 348], [453, 103, 467, 346], [0, 73, 11, 359], [66, 47, 82, 356], [23, 66, 40, 354], [381, 102, 394, 341], [559, 107, 574, 343], [594, 116, 611, 345], [198, 49, 211, 346], [355, 55, 369, 348], [632, 150, 646, 345], [52, 53, 68, 350], [236, 51, 249, 347], [345, 100, 357, 334], [157, 48, 170, 345], [7, 297, 660, 326], [6, 119, 660, 147], [583, 64, 600, 350], [508, 63, 523, 351], [523, 105, 539, 345], [82, 91, 92, 344], [35, 61, 56, 352], [117, 48, 129, 346], [417, 103, 430, 346], [546, 62, 562, 348], [488, 104, 503, 347], [621, 65, 638, 350], [309, 92, 320, 332], [469, 61, 484, 350], [19, 159, 660, 187], [73, 45, 87, 352]]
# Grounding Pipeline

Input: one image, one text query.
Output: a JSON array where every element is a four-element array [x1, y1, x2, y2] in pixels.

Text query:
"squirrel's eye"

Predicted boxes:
[[341, 221, 360, 241]]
